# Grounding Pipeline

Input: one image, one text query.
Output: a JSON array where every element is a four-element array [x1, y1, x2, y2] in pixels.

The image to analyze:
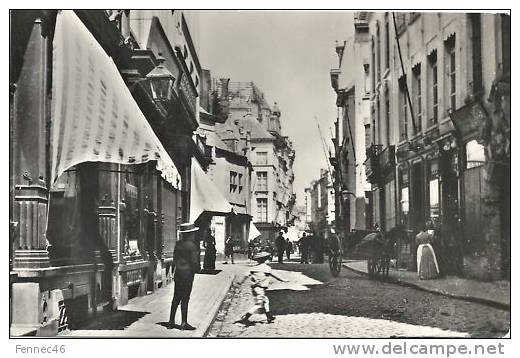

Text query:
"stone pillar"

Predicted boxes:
[[12, 17, 52, 270]]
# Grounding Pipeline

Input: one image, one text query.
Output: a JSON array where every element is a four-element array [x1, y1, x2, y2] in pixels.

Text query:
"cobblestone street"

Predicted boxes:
[[208, 261, 510, 338]]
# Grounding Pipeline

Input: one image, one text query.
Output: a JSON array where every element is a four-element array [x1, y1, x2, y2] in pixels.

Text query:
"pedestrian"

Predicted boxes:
[[202, 228, 216, 271], [168, 222, 200, 330], [235, 251, 288, 325], [285, 238, 292, 261], [299, 232, 309, 264], [415, 221, 440, 280], [224, 235, 234, 264], [275, 230, 286, 264]]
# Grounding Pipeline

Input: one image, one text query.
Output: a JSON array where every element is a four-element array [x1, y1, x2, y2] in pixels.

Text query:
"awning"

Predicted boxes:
[[190, 158, 233, 222], [51, 11, 181, 189], [248, 222, 262, 242]]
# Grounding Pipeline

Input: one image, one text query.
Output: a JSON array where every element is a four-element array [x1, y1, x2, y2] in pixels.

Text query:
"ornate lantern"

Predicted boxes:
[[146, 54, 175, 101]]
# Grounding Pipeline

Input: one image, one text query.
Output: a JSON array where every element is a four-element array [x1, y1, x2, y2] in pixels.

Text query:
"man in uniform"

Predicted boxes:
[[168, 222, 200, 330]]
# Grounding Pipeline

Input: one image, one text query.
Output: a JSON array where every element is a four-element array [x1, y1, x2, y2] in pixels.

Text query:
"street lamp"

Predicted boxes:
[[146, 53, 175, 101]]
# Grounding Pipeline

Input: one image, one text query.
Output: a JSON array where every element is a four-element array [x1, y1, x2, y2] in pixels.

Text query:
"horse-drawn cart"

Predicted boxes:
[[343, 228, 401, 279]]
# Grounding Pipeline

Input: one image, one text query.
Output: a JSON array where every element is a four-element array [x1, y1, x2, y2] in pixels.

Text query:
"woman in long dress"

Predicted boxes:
[[203, 229, 216, 271], [415, 223, 440, 280]]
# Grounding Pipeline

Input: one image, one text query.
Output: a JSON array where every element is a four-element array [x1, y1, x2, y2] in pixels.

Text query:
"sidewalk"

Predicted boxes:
[[344, 260, 510, 310], [62, 262, 241, 338]]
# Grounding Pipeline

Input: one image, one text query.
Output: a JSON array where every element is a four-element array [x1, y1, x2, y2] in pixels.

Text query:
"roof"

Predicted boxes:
[[241, 117, 273, 141]]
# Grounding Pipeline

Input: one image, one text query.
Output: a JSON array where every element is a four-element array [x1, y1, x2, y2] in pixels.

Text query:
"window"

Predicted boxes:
[[409, 12, 420, 24], [385, 93, 390, 146], [501, 14, 510, 75], [395, 12, 407, 35], [445, 36, 456, 113], [371, 38, 376, 92], [256, 198, 268, 222], [399, 76, 408, 141], [427, 51, 438, 126], [238, 173, 243, 193], [412, 64, 422, 134], [469, 14, 482, 94], [466, 140, 485, 169], [376, 97, 381, 144], [376, 24, 381, 81], [371, 103, 376, 145], [384, 13, 390, 70], [230, 171, 237, 192], [399, 168, 409, 228], [428, 160, 440, 226], [256, 172, 267, 191], [256, 151, 268, 165]]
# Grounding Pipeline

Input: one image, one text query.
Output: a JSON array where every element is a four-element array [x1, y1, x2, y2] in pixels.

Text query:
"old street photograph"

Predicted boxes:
[[9, 10, 510, 339]]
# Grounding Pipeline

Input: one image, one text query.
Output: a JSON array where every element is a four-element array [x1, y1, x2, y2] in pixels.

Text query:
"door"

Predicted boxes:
[[411, 162, 425, 231], [463, 165, 485, 258]]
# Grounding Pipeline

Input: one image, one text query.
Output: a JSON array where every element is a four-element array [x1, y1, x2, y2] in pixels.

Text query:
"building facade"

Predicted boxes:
[[330, 18, 372, 238], [213, 81, 296, 246], [307, 169, 335, 239], [197, 74, 253, 254], [9, 9, 217, 336], [362, 12, 510, 279]]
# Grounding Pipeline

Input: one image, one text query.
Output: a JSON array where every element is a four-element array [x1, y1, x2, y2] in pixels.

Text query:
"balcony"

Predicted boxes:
[[354, 12, 369, 31], [364, 144, 382, 184]]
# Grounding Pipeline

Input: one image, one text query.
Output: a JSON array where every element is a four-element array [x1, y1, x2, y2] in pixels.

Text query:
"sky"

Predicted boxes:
[[195, 10, 354, 206]]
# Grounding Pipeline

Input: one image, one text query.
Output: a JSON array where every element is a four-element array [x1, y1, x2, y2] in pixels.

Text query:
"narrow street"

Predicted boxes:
[[208, 259, 510, 338]]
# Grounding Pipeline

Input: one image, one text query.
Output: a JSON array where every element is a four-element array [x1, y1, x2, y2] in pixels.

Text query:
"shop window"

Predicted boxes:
[[428, 160, 440, 225], [466, 140, 485, 169], [123, 165, 142, 257]]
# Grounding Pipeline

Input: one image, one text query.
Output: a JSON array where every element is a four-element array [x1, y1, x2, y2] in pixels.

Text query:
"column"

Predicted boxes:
[[12, 17, 52, 270]]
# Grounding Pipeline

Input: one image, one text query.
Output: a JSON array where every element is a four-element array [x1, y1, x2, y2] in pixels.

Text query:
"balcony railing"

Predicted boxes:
[[364, 144, 383, 183]]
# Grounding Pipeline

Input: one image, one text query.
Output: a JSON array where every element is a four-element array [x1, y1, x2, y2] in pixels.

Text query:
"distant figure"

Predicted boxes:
[[224, 236, 234, 264], [285, 238, 293, 261], [312, 234, 325, 264], [299, 233, 309, 264], [202, 228, 216, 271], [234, 251, 288, 325], [275, 230, 286, 264], [415, 221, 440, 280], [168, 223, 200, 330]]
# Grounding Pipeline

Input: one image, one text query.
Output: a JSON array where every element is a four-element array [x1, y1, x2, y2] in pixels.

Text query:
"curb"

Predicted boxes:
[[343, 263, 510, 311], [198, 271, 236, 337]]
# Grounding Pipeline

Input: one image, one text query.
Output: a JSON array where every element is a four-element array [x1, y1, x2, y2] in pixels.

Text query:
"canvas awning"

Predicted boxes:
[[248, 222, 262, 242], [51, 11, 181, 189], [190, 158, 233, 222]]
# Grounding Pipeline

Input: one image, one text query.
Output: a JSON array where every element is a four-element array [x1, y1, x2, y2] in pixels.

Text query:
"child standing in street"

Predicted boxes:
[[235, 252, 288, 325]]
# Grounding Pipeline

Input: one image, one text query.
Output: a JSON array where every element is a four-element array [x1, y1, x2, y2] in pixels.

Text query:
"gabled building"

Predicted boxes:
[[213, 81, 296, 246]]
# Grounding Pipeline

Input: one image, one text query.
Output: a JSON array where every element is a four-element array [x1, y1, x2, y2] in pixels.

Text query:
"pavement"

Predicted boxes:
[[61, 261, 245, 337], [343, 260, 510, 309], [209, 260, 511, 338]]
